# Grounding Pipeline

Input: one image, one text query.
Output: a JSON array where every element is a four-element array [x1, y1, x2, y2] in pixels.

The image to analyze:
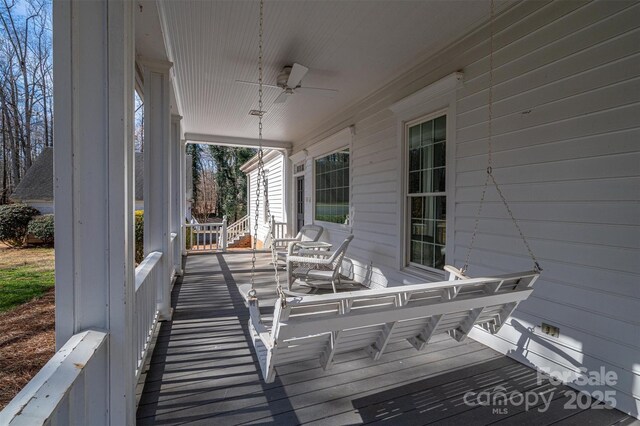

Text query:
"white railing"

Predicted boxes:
[[227, 214, 249, 243], [0, 330, 108, 425], [272, 218, 287, 241], [185, 221, 226, 252], [134, 251, 162, 380], [170, 232, 180, 276], [2, 248, 176, 424]]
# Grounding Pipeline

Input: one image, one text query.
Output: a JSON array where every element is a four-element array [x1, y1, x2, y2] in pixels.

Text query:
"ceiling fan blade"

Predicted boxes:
[[287, 63, 309, 88], [297, 86, 339, 97], [273, 91, 290, 104], [235, 80, 281, 89]]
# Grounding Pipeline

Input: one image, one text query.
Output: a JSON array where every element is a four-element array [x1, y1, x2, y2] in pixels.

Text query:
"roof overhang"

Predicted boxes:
[[240, 150, 282, 174], [185, 133, 291, 152]]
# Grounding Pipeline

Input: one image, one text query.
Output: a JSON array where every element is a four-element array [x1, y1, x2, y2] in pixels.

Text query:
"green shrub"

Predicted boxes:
[[0, 204, 40, 247], [135, 210, 144, 264], [27, 214, 55, 245]]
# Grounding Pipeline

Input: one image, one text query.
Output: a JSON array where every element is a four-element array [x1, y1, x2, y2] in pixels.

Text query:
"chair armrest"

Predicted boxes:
[[297, 249, 334, 257], [287, 255, 332, 266], [288, 241, 297, 255], [274, 238, 300, 244]]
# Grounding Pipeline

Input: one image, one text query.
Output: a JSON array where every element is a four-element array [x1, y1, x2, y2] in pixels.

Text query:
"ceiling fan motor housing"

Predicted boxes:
[[277, 66, 296, 88]]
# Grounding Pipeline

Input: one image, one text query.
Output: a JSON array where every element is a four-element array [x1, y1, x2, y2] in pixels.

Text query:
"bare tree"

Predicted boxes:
[[0, 0, 52, 200]]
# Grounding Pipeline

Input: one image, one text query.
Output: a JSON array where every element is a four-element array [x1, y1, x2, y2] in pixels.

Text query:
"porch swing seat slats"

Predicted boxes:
[[247, 270, 538, 383]]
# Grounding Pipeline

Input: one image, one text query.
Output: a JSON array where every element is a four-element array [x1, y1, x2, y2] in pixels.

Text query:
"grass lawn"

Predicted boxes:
[[0, 246, 55, 312], [0, 245, 56, 410]]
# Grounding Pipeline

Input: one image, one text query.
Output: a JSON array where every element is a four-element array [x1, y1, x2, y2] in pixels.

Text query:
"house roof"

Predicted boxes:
[[240, 149, 281, 174], [11, 147, 54, 202], [11, 148, 145, 202]]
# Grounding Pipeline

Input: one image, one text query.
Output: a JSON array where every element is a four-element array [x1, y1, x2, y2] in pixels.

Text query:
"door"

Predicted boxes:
[[296, 176, 305, 234]]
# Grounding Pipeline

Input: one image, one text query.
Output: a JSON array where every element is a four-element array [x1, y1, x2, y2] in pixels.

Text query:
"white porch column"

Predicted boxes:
[[281, 150, 293, 237], [53, 0, 136, 423], [171, 115, 183, 275], [181, 140, 188, 255], [142, 59, 173, 321]]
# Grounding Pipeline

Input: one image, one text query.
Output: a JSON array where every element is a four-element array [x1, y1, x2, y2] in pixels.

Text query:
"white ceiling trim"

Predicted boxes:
[[185, 133, 292, 151]]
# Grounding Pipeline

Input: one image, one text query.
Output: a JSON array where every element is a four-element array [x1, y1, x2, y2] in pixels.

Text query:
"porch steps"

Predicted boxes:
[[228, 232, 251, 249]]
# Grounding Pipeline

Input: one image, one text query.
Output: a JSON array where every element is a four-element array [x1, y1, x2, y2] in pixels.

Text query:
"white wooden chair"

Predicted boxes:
[[286, 234, 354, 293], [246, 269, 538, 383], [273, 224, 324, 263]]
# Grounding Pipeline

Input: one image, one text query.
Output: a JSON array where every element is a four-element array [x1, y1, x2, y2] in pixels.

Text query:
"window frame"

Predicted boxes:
[[404, 111, 448, 274], [390, 73, 461, 280], [312, 146, 351, 227]]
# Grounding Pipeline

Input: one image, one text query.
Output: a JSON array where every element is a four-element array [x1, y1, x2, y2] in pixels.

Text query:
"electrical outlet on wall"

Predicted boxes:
[[541, 322, 560, 338]]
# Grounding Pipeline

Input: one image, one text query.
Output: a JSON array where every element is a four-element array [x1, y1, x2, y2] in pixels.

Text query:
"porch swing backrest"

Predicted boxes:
[[249, 270, 538, 383]]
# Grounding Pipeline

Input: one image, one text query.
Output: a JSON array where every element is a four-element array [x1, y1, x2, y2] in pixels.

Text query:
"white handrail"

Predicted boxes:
[[134, 251, 162, 380], [2, 249, 170, 425], [227, 215, 250, 244], [0, 330, 108, 426]]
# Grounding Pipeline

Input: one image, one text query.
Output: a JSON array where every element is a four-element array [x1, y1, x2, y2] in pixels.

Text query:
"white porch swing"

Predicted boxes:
[[243, 0, 540, 383]]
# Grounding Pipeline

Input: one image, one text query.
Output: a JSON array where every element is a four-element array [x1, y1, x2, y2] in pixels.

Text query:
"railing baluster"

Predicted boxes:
[[132, 251, 162, 381]]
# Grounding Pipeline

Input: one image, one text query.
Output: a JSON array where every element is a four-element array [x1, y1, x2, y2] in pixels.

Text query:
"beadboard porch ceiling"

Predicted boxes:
[[136, 0, 513, 142]]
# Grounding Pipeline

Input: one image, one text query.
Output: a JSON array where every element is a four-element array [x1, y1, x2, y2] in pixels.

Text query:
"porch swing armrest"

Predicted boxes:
[[247, 298, 274, 350], [444, 265, 469, 280]]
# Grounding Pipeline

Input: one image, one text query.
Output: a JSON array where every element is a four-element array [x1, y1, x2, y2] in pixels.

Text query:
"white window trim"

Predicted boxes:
[[305, 126, 355, 232], [404, 110, 448, 274], [312, 145, 351, 229], [391, 72, 462, 280]]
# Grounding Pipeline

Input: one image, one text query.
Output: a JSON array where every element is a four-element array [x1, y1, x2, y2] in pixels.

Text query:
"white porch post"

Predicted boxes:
[[171, 115, 183, 274], [142, 59, 173, 321], [281, 150, 292, 237], [181, 140, 188, 255], [53, 0, 136, 423]]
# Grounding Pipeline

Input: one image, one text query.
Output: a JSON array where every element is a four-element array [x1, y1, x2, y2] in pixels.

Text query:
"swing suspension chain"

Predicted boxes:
[[249, 0, 263, 297], [250, 0, 286, 304], [462, 0, 541, 274]]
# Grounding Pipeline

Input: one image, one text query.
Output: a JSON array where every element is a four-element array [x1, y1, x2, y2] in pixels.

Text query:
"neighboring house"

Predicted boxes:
[[9, 147, 55, 214], [240, 149, 287, 246], [10, 148, 146, 212]]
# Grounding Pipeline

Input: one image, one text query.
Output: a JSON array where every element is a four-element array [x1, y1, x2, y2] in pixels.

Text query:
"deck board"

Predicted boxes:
[[136, 252, 635, 425]]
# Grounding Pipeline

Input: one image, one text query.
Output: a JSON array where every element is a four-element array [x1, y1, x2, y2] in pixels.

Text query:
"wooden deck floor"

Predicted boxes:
[[137, 252, 636, 425]]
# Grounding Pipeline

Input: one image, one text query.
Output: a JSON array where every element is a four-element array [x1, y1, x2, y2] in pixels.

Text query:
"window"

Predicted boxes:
[[407, 115, 446, 270], [315, 148, 349, 224]]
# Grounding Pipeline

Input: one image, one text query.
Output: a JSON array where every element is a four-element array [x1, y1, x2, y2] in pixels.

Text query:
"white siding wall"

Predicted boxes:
[[292, 1, 640, 418], [247, 152, 286, 243]]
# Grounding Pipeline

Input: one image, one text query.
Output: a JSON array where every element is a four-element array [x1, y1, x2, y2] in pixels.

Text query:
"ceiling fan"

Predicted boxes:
[[236, 63, 338, 104]]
